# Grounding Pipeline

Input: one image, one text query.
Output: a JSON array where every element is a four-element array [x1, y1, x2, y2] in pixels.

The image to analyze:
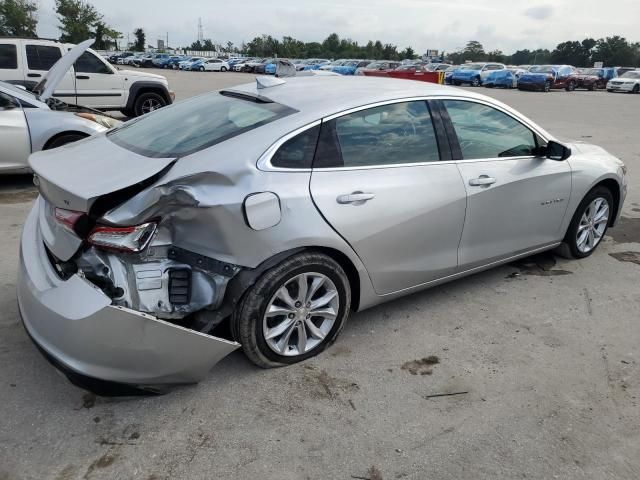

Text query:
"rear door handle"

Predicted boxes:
[[336, 192, 376, 205], [27, 73, 41, 78], [76, 75, 90, 80], [468, 175, 496, 186]]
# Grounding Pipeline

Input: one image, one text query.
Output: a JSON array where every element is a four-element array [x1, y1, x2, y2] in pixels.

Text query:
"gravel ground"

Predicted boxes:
[[0, 70, 639, 480]]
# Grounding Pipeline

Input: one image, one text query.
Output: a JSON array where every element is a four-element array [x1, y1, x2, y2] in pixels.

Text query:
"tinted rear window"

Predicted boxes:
[[26, 45, 62, 70], [0, 44, 18, 69], [108, 92, 297, 158]]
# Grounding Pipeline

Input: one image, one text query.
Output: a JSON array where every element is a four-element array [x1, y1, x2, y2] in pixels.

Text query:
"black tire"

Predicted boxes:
[[453, 81, 461, 86], [587, 84, 594, 91], [543, 81, 551, 92], [221, 66, 227, 72], [471, 76, 481, 87], [119, 108, 135, 118], [44, 133, 87, 150], [633, 85, 640, 94], [234, 252, 351, 368], [562, 186, 614, 259], [607, 89, 613, 92], [133, 92, 167, 117], [566, 81, 576, 92], [198, 66, 205, 72]]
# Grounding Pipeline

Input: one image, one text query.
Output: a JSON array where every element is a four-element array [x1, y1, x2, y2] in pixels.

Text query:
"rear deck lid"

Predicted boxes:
[[30, 135, 175, 213]]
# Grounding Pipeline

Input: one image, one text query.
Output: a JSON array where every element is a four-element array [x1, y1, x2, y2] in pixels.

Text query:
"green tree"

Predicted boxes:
[[550, 39, 594, 67], [0, 0, 38, 36], [133, 28, 145, 51], [463, 40, 485, 60], [592, 36, 637, 66], [202, 38, 215, 50], [400, 46, 415, 60], [55, 0, 101, 43], [93, 21, 120, 50]]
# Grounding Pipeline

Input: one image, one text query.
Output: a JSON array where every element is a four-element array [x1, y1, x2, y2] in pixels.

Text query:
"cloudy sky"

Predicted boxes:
[[34, 0, 639, 53]]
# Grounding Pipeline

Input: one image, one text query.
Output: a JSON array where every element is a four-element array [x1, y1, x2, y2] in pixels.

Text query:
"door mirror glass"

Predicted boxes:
[[546, 140, 571, 161], [0, 92, 20, 110]]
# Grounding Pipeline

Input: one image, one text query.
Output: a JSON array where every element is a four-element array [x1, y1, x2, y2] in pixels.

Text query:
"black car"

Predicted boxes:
[[254, 58, 275, 74]]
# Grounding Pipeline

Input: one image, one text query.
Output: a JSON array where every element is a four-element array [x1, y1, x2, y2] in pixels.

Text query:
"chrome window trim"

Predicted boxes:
[[257, 95, 550, 172]]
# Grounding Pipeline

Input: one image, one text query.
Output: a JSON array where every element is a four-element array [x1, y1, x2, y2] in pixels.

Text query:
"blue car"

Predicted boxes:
[[451, 63, 506, 86], [265, 59, 282, 75], [517, 65, 575, 92], [332, 60, 372, 75], [189, 58, 207, 71], [483, 68, 526, 88]]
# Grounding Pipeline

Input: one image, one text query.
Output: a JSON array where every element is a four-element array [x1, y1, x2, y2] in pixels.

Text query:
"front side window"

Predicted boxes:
[[75, 52, 112, 74], [26, 45, 61, 70], [0, 91, 19, 109], [109, 92, 297, 158], [443, 100, 537, 159], [0, 44, 18, 69], [320, 101, 440, 168]]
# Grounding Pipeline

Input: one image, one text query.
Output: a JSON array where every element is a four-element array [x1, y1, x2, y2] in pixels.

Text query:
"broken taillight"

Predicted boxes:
[[54, 208, 85, 234], [88, 222, 157, 253]]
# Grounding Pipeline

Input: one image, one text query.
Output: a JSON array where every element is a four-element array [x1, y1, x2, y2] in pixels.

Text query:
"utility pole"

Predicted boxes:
[[198, 18, 203, 43]]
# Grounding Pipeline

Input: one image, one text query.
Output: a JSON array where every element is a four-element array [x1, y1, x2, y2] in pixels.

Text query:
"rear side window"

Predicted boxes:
[[75, 52, 112, 74], [0, 44, 18, 69], [26, 45, 61, 70], [109, 92, 297, 158], [319, 101, 440, 168], [271, 125, 320, 168]]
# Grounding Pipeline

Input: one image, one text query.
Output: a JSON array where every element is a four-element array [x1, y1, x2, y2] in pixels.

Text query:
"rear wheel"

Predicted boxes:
[[543, 81, 551, 92], [198, 66, 205, 72], [234, 252, 351, 368], [563, 186, 613, 259], [566, 81, 576, 91], [453, 81, 461, 86], [633, 84, 640, 94], [471, 76, 481, 87], [44, 133, 87, 150], [221, 66, 227, 72]]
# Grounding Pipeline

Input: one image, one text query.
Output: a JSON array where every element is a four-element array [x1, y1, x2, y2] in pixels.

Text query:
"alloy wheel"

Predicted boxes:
[[141, 98, 162, 114], [262, 272, 339, 357], [576, 197, 609, 254]]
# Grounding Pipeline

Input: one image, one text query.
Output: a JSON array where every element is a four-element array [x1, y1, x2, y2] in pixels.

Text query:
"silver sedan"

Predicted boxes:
[[18, 76, 626, 394]]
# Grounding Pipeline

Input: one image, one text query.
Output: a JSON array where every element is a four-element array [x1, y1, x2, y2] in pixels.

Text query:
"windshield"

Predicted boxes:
[[461, 63, 484, 70], [621, 71, 640, 79], [108, 92, 297, 158], [578, 68, 601, 75], [529, 66, 554, 73]]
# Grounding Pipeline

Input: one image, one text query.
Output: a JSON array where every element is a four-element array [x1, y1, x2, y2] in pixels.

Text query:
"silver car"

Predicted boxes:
[[0, 40, 120, 173], [18, 76, 627, 394]]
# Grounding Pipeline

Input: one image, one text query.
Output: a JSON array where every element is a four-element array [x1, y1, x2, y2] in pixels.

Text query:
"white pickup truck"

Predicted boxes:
[[0, 37, 174, 116]]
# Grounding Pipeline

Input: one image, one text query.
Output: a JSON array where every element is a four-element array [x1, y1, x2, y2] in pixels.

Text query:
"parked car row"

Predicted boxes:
[[445, 62, 639, 93]]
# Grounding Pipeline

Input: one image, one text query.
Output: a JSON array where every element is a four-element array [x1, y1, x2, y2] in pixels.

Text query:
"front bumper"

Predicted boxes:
[[607, 83, 635, 92], [17, 201, 239, 392]]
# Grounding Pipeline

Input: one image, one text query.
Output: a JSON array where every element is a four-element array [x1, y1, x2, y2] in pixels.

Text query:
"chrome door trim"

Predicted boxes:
[[379, 242, 562, 297], [257, 95, 551, 172]]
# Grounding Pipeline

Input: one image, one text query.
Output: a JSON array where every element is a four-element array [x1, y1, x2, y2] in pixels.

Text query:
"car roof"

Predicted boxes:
[[226, 76, 487, 122]]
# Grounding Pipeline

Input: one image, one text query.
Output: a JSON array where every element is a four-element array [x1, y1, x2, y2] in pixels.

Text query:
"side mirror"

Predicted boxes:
[[546, 140, 571, 161]]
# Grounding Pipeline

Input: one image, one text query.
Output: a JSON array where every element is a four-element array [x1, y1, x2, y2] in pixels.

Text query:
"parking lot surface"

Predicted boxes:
[[1, 70, 639, 480]]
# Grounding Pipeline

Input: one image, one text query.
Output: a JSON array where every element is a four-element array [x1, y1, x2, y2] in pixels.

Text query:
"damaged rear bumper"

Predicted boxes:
[[17, 202, 240, 391]]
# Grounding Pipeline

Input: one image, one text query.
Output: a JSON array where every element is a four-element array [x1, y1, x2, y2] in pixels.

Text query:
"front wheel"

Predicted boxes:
[[563, 186, 613, 259], [133, 92, 167, 116], [566, 81, 576, 92], [198, 66, 205, 72], [221, 66, 227, 72], [543, 81, 551, 92], [633, 85, 640, 94], [471, 76, 481, 87], [234, 252, 351, 368]]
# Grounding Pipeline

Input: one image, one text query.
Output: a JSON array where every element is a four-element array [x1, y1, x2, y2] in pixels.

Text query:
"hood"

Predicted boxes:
[[117, 69, 167, 81], [455, 69, 481, 76], [29, 134, 175, 213], [34, 39, 94, 101]]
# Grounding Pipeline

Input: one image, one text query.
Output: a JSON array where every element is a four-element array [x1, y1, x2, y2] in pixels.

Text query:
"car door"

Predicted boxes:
[[309, 100, 468, 295], [23, 42, 76, 102], [73, 50, 124, 109], [0, 91, 31, 171], [440, 99, 571, 269]]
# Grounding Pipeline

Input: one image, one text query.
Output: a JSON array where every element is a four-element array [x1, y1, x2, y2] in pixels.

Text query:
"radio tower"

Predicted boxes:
[[197, 18, 204, 42]]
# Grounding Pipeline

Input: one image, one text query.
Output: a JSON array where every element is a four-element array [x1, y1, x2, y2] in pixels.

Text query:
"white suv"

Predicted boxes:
[[0, 38, 174, 116]]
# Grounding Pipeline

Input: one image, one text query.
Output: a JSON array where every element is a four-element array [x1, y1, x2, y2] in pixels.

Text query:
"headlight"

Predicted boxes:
[[75, 112, 121, 129]]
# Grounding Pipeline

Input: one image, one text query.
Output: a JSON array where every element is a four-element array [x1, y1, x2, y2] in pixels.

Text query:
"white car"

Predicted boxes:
[[607, 70, 640, 93], [0, 41, 120, 173], [202, 58, 230, 72], [0, 38, 174, 116]]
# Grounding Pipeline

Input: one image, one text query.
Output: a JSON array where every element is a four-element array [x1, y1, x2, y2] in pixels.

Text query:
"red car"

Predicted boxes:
[[566, 67, 614, 91], [517, 65, 576, 92]]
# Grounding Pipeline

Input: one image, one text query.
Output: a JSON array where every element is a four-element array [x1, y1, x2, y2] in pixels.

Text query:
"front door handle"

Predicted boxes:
[[468, 175, 496, 186], [27, 73, 41, 78], [336, 192, 376, 205], [76, 75, 90, 80]]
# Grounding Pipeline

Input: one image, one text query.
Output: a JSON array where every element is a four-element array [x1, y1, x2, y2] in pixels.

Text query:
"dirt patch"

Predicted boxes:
[[352, 466, 384, 480], [607, 216, 640, 244], [507, 252, 572, 277], [82, 393, 96, 409], [609, 251, 640, 266], [303, 367, 359, 399], [401, 356, 440, 376], [0, 189, 38, 204], [83, 453, 117, 479]]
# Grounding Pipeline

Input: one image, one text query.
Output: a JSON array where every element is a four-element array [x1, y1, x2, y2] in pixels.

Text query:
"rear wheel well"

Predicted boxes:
[[305, 247, 361, 312], [43, 131, 88, 150], [594, 179, 621, 226]]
